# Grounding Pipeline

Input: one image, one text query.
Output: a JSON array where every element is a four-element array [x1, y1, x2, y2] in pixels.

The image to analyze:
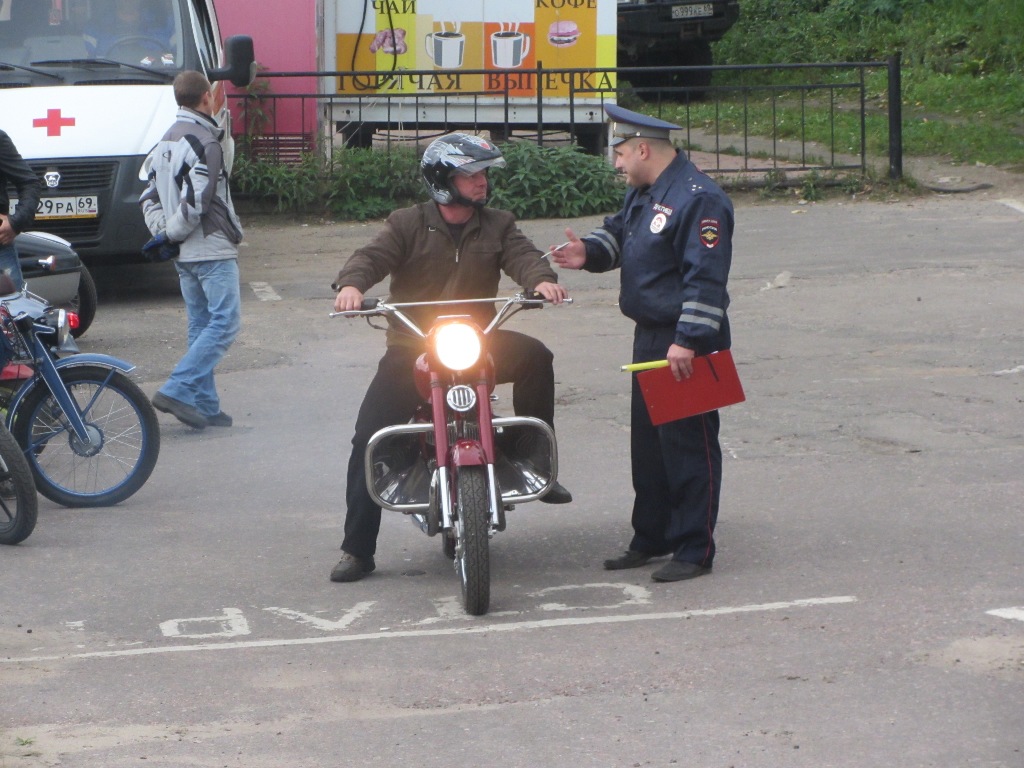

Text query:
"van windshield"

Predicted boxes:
[[0, 0, 200, 79]]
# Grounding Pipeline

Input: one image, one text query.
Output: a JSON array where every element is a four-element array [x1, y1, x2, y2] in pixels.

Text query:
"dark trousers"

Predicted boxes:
[[628, 326, 722, 567], [342, 330, 555, 559]]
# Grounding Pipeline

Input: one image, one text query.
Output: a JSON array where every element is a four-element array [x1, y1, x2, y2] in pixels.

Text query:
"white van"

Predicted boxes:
[[1, 0, 253, 265]]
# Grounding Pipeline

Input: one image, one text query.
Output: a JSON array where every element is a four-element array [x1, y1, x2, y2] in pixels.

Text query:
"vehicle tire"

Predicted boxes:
[[11, 366, 160, 508], [68, 265, 98, 338], [629, 40, 714, 102], [454, 465, 490, 616], [64, 266, 97, 337], [0, 422, 37, 545]]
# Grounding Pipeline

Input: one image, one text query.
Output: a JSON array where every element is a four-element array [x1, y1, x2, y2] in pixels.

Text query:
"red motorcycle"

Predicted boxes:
[[333, 293, 570, 615]]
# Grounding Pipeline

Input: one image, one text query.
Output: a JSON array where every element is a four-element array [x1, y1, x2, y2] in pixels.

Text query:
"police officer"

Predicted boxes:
[[552, 104, 734, 582]]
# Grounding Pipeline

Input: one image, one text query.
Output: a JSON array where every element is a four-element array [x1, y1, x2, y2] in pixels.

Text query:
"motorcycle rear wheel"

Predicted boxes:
[[0, 422, 37, 545], [454, 465, 490, 616], [12, 366, 161, 508]]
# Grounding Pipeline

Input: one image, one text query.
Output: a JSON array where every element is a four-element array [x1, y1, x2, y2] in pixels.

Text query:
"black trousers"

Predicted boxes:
[[342, 330, 555, 559], [628, 326, 722, 568]]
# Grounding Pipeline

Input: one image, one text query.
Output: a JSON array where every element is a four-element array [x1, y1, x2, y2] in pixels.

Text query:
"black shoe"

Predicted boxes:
[[541, 481, 573, 504], [152, 392, 208, 429], [651, 561, 711, 582], [603, 549, 661, 570], [206, 411, 233, 428], [330, 553, 376, 583]]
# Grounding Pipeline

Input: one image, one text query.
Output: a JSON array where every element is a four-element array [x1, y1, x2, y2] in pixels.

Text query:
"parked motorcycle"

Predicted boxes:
[[0, 278, 160, 507], [0, 420, 37, 545], [333, 293, 569, 616]]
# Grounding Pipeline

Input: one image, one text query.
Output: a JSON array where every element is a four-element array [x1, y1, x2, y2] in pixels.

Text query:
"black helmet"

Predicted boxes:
[[421, 133, 506, 206]]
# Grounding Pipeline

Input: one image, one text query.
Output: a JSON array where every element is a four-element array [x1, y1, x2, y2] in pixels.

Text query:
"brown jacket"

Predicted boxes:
[[333, 201, 558, 346]]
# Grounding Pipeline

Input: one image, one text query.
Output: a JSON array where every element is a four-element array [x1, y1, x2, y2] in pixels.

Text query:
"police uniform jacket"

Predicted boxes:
[[333, 200, 558, 347], [581, 152, 733, 355]]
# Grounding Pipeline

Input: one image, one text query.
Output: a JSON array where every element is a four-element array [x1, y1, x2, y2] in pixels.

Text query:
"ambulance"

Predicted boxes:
[[1, 0, 254, 264]]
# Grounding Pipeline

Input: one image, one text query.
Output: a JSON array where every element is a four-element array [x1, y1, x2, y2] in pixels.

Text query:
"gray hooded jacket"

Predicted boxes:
[[140, 108, 243, 262]]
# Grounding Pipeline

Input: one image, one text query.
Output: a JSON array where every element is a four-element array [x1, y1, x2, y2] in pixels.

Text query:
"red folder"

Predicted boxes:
[[636, 350, 745, 425]]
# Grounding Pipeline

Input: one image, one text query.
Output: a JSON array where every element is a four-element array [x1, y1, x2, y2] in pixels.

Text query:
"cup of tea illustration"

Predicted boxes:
[[425, 24, 465, 68], [491, 30, 530, 69]]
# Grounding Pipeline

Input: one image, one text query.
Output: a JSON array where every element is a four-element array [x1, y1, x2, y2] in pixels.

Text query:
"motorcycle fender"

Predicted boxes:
[[4, 355, 135, 428], [450, 440, 487, 468], [51, 353, 135, 373]]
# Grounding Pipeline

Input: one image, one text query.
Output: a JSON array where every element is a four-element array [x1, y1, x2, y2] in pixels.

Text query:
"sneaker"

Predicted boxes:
[[330, 553, 376, 583], [152, 392, 208, 429], [206, 411, 233, 428]]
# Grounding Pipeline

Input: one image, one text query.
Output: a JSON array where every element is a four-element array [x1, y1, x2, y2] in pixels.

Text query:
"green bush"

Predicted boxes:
[[488, 141, 625, 219], [233, 141, 624, 221]]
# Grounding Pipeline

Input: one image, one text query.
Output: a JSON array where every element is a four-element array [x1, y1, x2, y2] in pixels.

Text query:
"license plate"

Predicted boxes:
[[9, 196, 99, 220], [672, 3, 714, 19]]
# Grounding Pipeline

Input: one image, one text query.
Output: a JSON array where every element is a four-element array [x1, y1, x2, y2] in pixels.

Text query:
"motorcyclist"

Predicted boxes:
[[330, 132, 572, 583]]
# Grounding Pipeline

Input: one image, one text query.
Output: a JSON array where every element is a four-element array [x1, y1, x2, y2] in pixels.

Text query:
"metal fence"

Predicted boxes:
[[228, 55, 903, 181]]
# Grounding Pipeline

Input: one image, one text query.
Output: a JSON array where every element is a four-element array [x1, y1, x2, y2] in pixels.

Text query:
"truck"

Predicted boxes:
[[616, 0, 740, 92], [214, 0, 618, 156], [1, 0, 255, 265]]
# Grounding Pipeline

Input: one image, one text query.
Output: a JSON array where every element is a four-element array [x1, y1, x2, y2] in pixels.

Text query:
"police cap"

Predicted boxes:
[[606, 103, 681, 147]]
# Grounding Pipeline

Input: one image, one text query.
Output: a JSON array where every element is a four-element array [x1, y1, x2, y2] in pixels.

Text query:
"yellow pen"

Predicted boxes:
[[620, 360, 670, 372]]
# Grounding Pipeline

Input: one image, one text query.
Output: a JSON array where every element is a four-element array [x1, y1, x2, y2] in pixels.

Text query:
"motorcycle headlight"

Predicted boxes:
[[432, 321, 482, 372]]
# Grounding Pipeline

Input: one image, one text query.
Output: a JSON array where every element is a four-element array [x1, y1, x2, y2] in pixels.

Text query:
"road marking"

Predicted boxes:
[[997, 199, 1024, 215], [250, 281, 282, 301], [987, 606, 1024, 623], [0, 595, 856, 664]]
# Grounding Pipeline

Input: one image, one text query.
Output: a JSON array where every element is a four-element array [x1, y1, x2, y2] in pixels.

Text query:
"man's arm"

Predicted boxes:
[[0, 133, 41, 240]]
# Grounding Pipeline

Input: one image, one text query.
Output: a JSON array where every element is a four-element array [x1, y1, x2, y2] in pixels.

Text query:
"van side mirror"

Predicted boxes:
[[208, 35, 256, 88]]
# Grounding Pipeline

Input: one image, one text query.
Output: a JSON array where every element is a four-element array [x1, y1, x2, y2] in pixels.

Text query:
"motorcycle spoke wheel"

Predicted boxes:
[[12, 366, 160, 508], [454, 465, 490, 616], [0, 423, 38, 545]]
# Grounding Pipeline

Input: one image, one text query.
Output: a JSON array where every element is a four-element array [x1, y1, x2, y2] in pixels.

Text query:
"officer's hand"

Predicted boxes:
[[533, 281, 568, 304], [549, 227, 586, 270], [334, 285, 364, 313], [667, 343, 695, 381]]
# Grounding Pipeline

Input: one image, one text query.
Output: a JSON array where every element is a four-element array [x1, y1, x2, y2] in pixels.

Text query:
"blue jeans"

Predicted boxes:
[[158, 258, 241, 418], [0, 243, 25, 292]]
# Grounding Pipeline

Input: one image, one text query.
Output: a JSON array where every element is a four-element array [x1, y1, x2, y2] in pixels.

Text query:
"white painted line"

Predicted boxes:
[[0, 595, 856, 664], [250, 281, 282, 301], [997, 199, 1024, 215], [986, 606, 1024, 623]]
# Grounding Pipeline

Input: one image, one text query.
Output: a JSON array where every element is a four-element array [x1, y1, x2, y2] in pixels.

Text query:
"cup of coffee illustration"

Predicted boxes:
[[425, 22, 464, 68], [491, 28, 530, 69]]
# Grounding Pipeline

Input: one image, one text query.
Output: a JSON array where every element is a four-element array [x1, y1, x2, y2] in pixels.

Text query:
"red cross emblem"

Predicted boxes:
[[33, 109, 76, 136]]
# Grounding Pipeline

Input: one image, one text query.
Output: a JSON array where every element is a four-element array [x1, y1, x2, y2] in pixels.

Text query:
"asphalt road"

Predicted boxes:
[[1, 187, 1022, 767]]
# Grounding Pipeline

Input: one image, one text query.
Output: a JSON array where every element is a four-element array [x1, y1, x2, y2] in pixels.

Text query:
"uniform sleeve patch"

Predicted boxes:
[[699, 218, 720, 248]]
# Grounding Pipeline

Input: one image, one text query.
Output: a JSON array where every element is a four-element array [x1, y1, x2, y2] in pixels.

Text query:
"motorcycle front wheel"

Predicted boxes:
[[12, 366, 161, 508], [454, 465, 490, 616], [0, 422, 37, 545]]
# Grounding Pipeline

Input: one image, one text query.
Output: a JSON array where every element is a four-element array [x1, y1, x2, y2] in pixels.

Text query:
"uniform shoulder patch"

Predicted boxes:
[[700, 218, 721, 248]]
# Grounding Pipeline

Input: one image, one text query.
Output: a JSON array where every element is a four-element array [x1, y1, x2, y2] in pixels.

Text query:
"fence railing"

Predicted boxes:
[[228, 55, 903, 182]]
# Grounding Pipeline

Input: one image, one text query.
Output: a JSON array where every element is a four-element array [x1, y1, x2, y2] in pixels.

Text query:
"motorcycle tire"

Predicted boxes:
[[12, 366, 161, 508], [454, 465, 490, 616], [0, 421, 37, 545]]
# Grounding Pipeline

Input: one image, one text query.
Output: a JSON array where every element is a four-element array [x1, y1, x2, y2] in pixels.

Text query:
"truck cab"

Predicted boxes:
[[616, 0, 740, 92], [1, 0, 253, 265]]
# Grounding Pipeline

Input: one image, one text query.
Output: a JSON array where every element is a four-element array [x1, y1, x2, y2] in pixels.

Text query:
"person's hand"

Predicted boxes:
[[0, 215, 15, 246], [334, 285, 364, 313], [549, 227, 586, 270], [667, 343, 695, 381], [533, 281, 568, 304]]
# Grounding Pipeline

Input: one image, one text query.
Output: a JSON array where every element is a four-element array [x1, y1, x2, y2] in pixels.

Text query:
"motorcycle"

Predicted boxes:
[[0, 278, 160, 508], [0, 420, 37, 545], [333, 293, 570, 616]]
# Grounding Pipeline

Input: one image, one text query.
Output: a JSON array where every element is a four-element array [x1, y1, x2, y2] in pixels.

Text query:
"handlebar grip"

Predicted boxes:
[[361, 297, 381, 310]]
